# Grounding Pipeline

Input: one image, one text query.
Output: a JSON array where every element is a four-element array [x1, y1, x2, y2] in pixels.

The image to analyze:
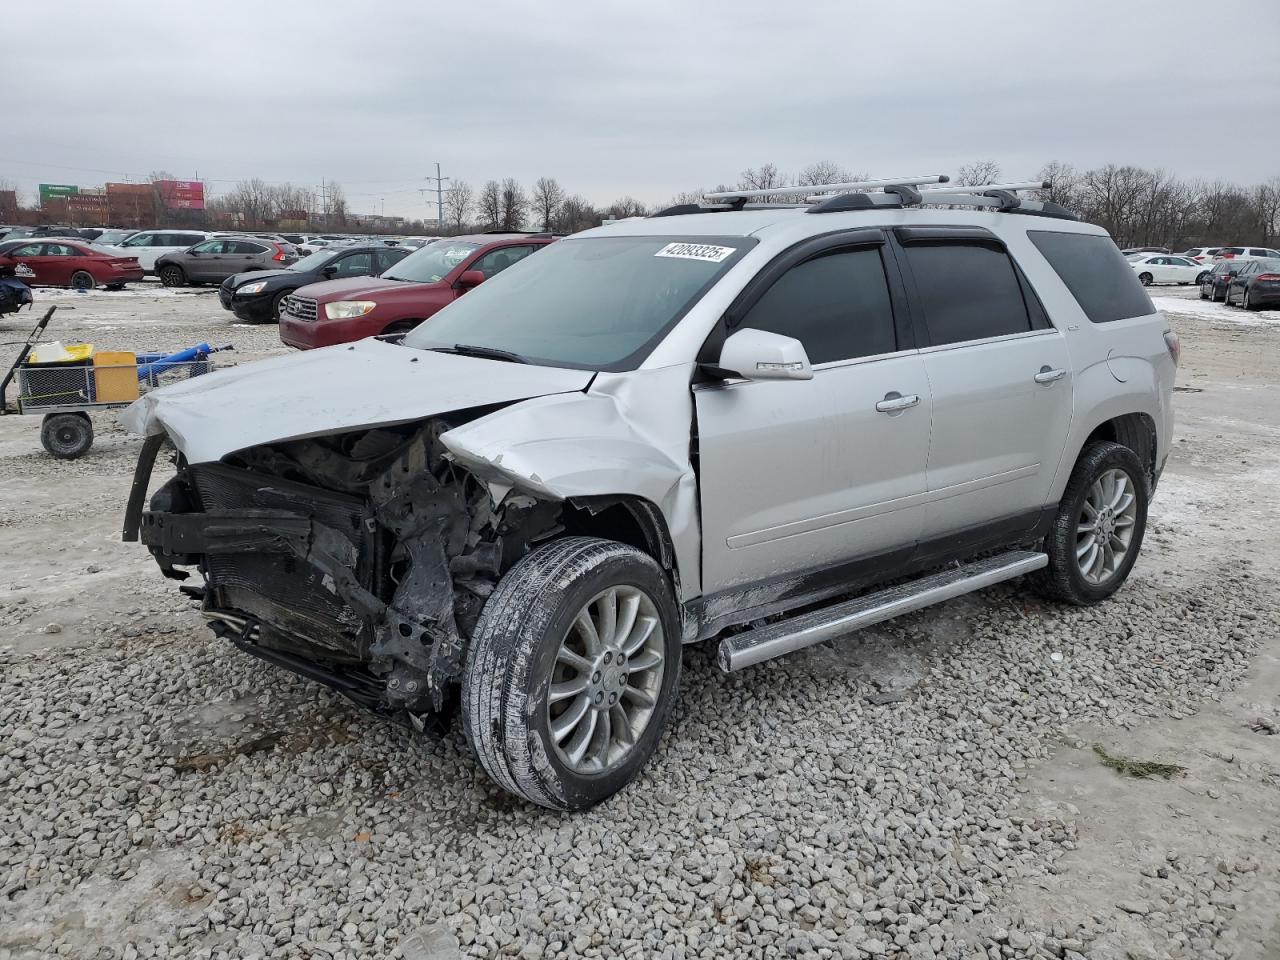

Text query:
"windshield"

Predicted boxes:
[[403, 235, 756, 371], [289, 249, 339, 272], [383, 241, 479, 282]]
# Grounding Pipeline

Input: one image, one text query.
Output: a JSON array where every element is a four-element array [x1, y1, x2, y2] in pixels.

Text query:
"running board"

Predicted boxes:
[[716, 550, 1047, 673]]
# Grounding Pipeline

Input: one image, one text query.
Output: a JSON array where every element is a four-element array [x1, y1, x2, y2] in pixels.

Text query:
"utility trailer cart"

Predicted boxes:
[[1, 306, 230, 459]]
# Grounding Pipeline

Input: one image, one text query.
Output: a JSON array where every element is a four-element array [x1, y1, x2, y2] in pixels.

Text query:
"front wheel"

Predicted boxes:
[[1035, 441, 1148, 605], [1138, 272, 1153, 286], [462, 536, 681, 811], [40, 412, 94, 459], [159, 265, 185, 287], [1196, 271, 1209, 285]]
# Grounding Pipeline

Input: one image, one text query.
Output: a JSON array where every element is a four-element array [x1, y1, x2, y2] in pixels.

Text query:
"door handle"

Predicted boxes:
[[1034, 367, 1067, 384], [875, 392, 920, 413]]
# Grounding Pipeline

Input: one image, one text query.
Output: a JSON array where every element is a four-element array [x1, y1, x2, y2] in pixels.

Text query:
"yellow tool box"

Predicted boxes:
[[92, 351, 140, 403]]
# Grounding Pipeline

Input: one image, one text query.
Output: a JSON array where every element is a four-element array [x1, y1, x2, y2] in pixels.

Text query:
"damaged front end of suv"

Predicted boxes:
[[128, 415, 570, 723]]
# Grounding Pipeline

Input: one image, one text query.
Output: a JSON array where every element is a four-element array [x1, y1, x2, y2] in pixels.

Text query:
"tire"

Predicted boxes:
[[159, 265, 186, 287], [1196, 271, 1209, 285], [70, 270, 95, 291], [271, 291, 290, 322], [1242, 289, 1254, 311], [1211, 285, 1223, 302], [40, 412, 94, 459], [1035, 441, 1148, 605], [105, 283, 125, 291], [381, 319, 421, 337], [1138, 272, 1153, 286], [462, 536, 682, 811]]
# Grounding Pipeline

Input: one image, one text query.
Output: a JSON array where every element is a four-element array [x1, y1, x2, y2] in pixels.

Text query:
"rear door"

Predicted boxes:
[[694, 232, 931, 591], [227, 240, 269, 276], [894, 227, 1074, 543], [41, 243, 82, 285]]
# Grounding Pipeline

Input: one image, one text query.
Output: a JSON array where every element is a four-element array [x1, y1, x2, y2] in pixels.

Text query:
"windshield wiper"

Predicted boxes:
[[430, 343, 529, 364]]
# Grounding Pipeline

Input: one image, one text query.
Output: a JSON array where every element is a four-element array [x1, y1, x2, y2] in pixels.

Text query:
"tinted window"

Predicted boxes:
[[739, 247, 896, 364], [45, 243, 80, 256], [471, 245, 536, 279], [191, 240, 223, 254], [332, 252, 374, 277], [120, 233, 154, 248], [232, 240, 267, 254], [1028, 231, 1155, 324], [378, 248, 410, 271], [902, 242, 1032, 344]]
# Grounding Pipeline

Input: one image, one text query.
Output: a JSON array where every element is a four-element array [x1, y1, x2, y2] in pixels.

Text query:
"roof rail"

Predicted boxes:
[[705, 174, 949, 202]]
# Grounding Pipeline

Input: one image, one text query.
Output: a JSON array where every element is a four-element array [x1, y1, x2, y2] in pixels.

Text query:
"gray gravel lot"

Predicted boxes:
[[1, 284, 1278, 959]]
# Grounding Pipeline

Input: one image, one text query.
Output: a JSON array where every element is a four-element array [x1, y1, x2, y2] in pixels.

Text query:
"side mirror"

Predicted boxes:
[[321, 264, 338, 278], [714, 328, 814, 381], [458, 270, 486, 288], [188, 249, 201, 256]]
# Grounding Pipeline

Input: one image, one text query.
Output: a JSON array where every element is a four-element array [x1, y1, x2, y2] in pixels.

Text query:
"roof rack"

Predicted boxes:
[[649, 175, 1077, 222]]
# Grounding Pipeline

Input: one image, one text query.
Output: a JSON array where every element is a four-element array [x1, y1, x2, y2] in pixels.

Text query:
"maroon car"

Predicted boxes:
[[279, 233, 557, 349], [2, 240, 144, 290]]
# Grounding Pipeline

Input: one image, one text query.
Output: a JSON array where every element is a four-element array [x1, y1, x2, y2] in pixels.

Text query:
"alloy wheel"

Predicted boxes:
[[1075, 468, 1139, 585], [547, 585, 666, 775]]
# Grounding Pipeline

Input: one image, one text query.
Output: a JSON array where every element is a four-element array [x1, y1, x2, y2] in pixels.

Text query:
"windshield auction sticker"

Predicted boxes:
[[654, 242, 736, 263]]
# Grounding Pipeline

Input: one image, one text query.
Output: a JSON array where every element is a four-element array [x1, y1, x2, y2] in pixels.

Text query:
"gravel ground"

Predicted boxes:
[[1, 284, 1278, 959]]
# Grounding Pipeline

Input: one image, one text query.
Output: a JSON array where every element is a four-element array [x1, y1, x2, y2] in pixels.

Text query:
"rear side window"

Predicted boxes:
[[740, 247, 897, 364], [1028, 231, 1155, 324], [232, 240, 267, 254], [900, 242, 1032, 345]]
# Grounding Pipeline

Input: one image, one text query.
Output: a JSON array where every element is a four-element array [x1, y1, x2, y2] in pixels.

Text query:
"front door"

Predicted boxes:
[[894, 233, 1074, 541], [185, 240, 225, 281], [694, 240, 931, 592]]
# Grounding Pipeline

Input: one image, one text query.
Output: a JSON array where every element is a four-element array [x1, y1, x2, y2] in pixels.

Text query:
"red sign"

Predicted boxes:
[[155, 179, 206, 211]]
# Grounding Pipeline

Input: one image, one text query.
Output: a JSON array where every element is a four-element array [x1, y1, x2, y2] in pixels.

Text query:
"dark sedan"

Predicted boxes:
[[218, 244, 410, 322], [1225, 258, 1280, 310], [1199, 260, 1247, 302]]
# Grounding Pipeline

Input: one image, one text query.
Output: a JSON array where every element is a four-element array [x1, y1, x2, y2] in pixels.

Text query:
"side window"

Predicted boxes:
[[191, 240, 223, 254], [333, 252, 375, 276], [45, 243, 79, 256], [900, 241, 1032, 345], [231, 240, 265, 254], [379, 248, 409, 271], [121, 232, 153, 248], [11, 243, 43, 256], [471, 244, 535, 279], [738, 246, 897, 364], [1028, 231, 1155, 324]]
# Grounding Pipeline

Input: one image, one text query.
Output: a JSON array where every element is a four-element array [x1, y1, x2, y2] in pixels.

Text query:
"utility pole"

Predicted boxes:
[[422, 162, 449, 229]]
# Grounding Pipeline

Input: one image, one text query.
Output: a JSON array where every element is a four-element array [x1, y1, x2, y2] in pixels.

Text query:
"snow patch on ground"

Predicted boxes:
[[1153, 295, 1280, 326]]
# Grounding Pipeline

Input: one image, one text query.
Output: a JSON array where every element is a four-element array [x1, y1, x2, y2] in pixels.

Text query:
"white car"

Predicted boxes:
[[1128, 254, 1209, 286], [99, 229, 211, 275], [1213, 245, 1280, 263], [1180, 247, 1221, 263]]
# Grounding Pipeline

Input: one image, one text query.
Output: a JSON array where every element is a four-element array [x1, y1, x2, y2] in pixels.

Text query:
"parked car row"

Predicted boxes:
[[1200, 257, 1280, 309]]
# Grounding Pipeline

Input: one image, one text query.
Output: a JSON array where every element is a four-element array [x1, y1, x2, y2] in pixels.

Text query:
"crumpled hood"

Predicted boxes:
[[120, 338, 593, 464]]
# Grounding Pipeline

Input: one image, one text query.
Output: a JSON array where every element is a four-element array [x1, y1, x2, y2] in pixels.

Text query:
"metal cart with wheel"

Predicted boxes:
[[1, 306, 230, 459]]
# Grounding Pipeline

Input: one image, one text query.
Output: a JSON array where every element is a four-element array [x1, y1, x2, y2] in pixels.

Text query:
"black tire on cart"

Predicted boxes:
[[462, 536, 682, 811], [1034, 441, 1148, 606], [40, 412, 94, 459]]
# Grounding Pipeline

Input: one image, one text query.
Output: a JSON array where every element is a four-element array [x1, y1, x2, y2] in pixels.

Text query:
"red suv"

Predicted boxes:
[[278, 233, 558, 349]]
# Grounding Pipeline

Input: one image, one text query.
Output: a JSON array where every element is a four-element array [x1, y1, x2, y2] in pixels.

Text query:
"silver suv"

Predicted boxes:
[[123, 176, 1177, 810]]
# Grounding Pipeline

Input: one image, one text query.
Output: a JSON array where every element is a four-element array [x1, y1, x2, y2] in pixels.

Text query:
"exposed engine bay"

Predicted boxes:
[[133, 413, 578, 723]]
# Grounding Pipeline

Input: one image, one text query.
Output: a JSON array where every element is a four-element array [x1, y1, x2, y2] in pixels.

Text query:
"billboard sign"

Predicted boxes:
[[155, 179, 206, 210], [39, 183, 79, 204]]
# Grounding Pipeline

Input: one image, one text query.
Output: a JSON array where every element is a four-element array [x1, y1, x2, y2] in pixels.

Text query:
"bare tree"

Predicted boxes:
[[445, 180, 473, 232], [738, 163, 786, 191], [478, 180, 502, 229], [605, 196, 648, 220], [558, 195, 600, 233], [1249, 178, 1280, 246], [796, 162, 861, 186], [531, 177, 565, 231], [956, 160, 1002, 187], [499, 178, 528, 231], [667, 189, 706, 207]]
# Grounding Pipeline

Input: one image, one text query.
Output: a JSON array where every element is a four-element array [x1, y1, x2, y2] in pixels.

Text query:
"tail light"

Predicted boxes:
[[1163, 330, 1181, 367], [271, 244, 287, 262], [1255, 274, 1280, 281]]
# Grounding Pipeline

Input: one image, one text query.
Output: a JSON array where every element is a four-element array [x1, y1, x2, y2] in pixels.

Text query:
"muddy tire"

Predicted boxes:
[[1035, 441, 1148, 605], [462, 536, 681, 811], [40, 412, 94, 459], [159, 265, 185, 287]]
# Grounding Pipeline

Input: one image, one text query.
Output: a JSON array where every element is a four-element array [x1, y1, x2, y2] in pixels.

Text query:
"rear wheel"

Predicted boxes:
[[159, 265, 185, 287], [40, 412, 94, 459], [1035, 441, 1148, 605], [1138, 272, 1153, 286], [1243, 288, 1254, 311], [70, 271, 95, 291], [462, 536, 681, 811]]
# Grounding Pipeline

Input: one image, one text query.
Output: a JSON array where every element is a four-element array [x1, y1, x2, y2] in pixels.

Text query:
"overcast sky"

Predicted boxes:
[[5, 0, 1279, 220]]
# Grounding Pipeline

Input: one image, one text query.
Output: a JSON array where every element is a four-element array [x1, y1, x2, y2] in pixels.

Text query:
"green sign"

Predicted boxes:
[[39, 183, 79, 203]]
